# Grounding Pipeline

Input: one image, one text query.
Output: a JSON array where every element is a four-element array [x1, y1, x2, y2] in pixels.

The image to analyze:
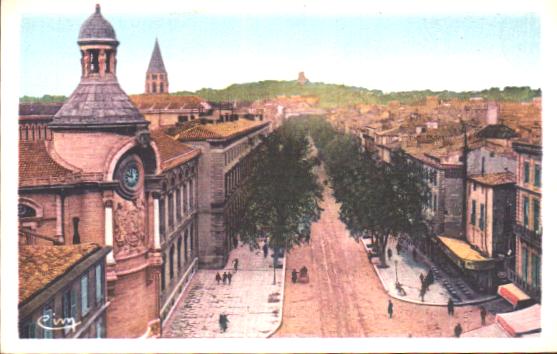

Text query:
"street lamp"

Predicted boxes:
[[395, 260, 399, 284]]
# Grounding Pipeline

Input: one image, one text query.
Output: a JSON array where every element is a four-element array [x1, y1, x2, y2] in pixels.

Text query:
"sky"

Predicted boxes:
[[19, 1, 541, 97]]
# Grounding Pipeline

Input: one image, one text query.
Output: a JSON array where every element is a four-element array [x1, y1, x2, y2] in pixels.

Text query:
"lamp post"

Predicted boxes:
[[395, 260, 399, 284]]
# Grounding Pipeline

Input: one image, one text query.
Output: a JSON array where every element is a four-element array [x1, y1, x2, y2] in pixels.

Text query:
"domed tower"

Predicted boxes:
[[145, 39, 169, 94], [47, 5, 163, 338]]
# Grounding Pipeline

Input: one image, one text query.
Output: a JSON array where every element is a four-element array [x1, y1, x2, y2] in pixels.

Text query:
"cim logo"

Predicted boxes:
[[37, 312, 81, 333]]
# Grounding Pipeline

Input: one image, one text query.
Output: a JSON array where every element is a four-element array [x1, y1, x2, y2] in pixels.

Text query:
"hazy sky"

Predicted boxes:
[[19, 3, 540, 96]]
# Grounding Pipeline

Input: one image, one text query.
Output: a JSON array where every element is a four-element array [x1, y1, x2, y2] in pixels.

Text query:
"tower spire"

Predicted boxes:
[[145, 39, 168, 94]]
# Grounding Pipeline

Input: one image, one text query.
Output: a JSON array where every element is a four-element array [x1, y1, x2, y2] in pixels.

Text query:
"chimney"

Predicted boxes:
[[486, 101, 499, 125]]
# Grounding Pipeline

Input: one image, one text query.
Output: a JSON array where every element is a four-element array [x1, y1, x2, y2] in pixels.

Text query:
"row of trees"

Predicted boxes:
[[237, 120, 323, 276], [297, 116, 430, 267]]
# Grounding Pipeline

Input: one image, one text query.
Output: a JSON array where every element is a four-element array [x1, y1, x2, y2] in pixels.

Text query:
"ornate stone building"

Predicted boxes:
[[145, 39, 169, 94], [18, 5, 201, 338]]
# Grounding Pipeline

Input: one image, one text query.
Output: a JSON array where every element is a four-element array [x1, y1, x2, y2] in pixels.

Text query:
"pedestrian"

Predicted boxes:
[[291, 269, 298, 283], [225, 272, 231, 285], [419, 273, 425, 285], [219, 314, 229, 333], [233, 258, 239, 272], [447, 298, 454, 316], [263, 242, 269, 258], [480, 306, 487, 325], [396, 242, 402, 255], [419, 285, 426, 302], [454, 323, 462, 338], [387, 248, 393, 261], [227, 271, 233, 285], [215, 272, 222, 285], [412, 247, 417, 262], [387, 300, 393, 319]]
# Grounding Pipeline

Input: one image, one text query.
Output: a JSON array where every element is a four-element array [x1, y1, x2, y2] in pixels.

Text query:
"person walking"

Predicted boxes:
[[387, 248, 393, 261], [447, 298, 454, 316], [419, 273, 425, 285], [219, 314, 229, 333], [222, 272, 229, 285], [263, 242, 269, 258], [233, 258, 239, 272], [396, 242, 402, 255], [480, 306, 487, 326], [291, 269, 298, 283], [387, 300, 393, 319], [227, 271, 233, 285], [215, 272, 222, 285], [454, 323, 463, 337]]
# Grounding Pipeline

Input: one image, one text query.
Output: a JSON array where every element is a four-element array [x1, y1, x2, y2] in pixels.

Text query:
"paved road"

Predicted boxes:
[[274, 165, 495, 337]]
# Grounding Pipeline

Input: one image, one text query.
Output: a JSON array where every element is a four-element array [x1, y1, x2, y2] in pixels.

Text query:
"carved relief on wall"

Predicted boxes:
[[113, 194, 148, 257]]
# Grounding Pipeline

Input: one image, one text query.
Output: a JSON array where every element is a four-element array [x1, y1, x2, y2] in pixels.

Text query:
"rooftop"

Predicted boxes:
[[130, 94, 206, 111], [174, 119, 267, 142], [19, 243, 99, 304], [19, 141, 77, 186], [19, 102, 63, 117], [475, 123, 518, 140], [78, 4, 117, 43], [468, 171, 515, 186], [147, 39, 167, 73], [150, 130, 200, 171]]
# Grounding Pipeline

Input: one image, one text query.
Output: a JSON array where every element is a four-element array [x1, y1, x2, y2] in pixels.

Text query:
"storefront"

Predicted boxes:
[[433, 235, 497, 293]]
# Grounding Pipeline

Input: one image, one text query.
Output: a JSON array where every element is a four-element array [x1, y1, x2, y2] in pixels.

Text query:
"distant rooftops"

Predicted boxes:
[[130, 94, 207, 111], [19, 102, 64, 117], [172, 118, 268, 142]]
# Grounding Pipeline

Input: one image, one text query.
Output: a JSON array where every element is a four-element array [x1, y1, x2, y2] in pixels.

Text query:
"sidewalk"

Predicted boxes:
[[362, 237, 497, 306], [163, 241, 285, 338]]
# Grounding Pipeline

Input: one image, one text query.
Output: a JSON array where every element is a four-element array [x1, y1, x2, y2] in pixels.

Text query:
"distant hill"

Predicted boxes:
[[174, 81, 541, 108], [20, 83, 541, 108]]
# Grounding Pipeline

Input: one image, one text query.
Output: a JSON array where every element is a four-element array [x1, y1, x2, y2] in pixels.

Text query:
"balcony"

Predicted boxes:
[[514, 224, 541, 249], [506, 268, 541, 302]]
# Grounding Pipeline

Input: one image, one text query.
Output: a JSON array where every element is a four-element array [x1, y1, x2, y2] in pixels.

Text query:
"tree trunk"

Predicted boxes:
[[377, 234, 389, 268]]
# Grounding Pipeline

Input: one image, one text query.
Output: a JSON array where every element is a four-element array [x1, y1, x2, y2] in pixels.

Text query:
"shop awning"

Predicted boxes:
[[497, 283, 531, 307], [436, 236, 495, 270], [495, 304, 541, 337]]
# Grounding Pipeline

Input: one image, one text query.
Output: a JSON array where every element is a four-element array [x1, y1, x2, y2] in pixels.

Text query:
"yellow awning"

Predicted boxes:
[[498, 283, 531, 306], [436, 236, 495, 270]]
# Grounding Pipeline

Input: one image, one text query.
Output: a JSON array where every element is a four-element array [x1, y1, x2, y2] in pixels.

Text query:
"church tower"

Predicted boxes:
[[145, 39, 169, 94]]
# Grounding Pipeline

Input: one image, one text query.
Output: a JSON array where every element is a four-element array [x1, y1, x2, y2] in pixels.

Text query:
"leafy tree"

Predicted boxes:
[[237, 120, 323, 282]]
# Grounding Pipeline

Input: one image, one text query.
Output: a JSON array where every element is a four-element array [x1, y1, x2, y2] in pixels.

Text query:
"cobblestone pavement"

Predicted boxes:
[[163, 242, 284, 338], [274, 164, 497, 337]]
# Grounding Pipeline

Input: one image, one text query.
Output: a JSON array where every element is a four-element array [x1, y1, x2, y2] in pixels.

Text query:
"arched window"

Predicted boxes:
[[18, 204, 36, 218], [169, 245, 175, 280]]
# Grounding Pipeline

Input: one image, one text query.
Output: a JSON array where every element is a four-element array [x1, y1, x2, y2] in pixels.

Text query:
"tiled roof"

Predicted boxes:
[[469, 172, 515, 186], [130, 94, 205, 110], [50, 77, 146, 128], [19, 141, 76, 184], [150, 130, 200, 171], [147, 40, 166, 73], [475, 124, 518, 139], [175, 119, 266, 142], [78, 5, 117, 42], [19, 103, 63, 117], [19, 243, 99, 304]]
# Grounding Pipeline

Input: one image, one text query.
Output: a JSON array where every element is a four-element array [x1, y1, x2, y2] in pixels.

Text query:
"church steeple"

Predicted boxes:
[[145, 39, 169, 94]]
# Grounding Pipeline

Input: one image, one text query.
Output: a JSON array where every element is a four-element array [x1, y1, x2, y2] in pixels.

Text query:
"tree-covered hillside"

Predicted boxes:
[[21, 82, 540, 107]]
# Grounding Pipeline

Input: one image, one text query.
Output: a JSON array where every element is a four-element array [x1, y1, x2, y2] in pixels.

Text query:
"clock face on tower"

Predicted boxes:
[[115, 155, 143, 199], [124, 164, 140, 188]]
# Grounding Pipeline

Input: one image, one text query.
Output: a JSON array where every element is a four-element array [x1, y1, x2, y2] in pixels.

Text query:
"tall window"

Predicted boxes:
[[159, 197, 166, 237], [523, 161, 530, 183], [176, 187, 182, 222], [533, 199, 540, 234], [71, 287, 78, 320], [183, 232, 188, 261], [534, 164, 541, 187], [161, 255, 166, 291], [95, 318, 105, 338], [62, 289, 71, 333], [479, 203, 485, 230], [189, 179, 194, 211], [42, 304, 54, 338], [521, 245, 529, 282], [183, 183, 188, 214], [481, 156, 486, 175], [532, 253, 540, 288], [471, 200, 476, 225], [95, 264, 103, 305], [168, 193, 174, 229], [81, 275, 89, 316], [523, 196, 530, 227], [169, 245, 175, 280], [177, 238, 182, 270]]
